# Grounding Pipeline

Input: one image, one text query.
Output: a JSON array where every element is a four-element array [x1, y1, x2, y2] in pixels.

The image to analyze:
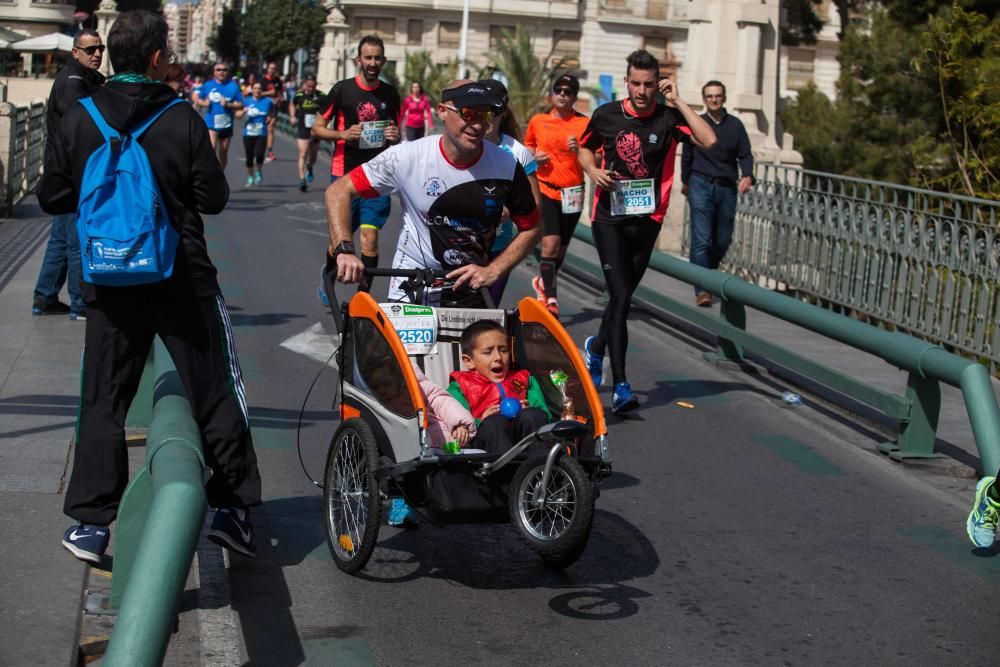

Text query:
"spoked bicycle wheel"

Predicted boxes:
[[510, 453, 594, 567], [323, 418, 382, 573]]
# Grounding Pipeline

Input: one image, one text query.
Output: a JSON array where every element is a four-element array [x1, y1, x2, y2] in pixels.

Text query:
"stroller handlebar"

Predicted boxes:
[[322, 266, 496, 335]]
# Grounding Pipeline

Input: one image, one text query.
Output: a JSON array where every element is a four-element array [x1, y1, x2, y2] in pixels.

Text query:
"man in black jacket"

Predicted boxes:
[[681, 80, 754, 307], [38, 10, 262, 563], [31, 29, 105, 320]]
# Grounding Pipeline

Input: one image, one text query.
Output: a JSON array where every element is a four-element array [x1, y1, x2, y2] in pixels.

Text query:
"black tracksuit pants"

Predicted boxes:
[[64, 284, 262, 526]]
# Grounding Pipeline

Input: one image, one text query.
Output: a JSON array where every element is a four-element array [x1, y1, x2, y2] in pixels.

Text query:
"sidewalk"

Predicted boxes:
[[0, 200, 88, 666]]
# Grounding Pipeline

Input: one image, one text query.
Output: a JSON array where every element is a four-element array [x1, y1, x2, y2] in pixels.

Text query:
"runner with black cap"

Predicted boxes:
[[325, 79, 541, 308], [524, 74, 590, 316]]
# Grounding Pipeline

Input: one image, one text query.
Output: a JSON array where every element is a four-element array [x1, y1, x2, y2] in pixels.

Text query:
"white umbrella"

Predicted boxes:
[[0, 27, 28, 49], [11, 32, 74, 53]]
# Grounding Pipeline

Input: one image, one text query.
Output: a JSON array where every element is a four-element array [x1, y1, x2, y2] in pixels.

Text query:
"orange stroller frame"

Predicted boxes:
[[321, 268, 611, 573]]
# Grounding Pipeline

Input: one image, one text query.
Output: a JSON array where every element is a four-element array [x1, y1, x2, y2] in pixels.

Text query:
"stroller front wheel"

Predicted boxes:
[[323, 418, 382, 573], [510, 453, 594, 567]]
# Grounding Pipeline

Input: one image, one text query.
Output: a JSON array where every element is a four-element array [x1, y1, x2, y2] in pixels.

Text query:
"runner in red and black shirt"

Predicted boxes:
[[311, 35, 401, 291], [260, 62, 283, 162], [578, 49, 716, 414]]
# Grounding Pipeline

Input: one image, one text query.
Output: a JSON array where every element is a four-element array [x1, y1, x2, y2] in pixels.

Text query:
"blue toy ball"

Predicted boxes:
[[499, 397, 522, 420]]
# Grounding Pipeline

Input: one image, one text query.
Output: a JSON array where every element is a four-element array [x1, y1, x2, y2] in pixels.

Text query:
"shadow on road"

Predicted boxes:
[[642, 377, 763, 411], [358, 508, 659, 620]]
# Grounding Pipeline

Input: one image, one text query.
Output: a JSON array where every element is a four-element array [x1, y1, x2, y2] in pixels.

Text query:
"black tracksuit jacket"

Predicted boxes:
[[37, 81, 228, 301]]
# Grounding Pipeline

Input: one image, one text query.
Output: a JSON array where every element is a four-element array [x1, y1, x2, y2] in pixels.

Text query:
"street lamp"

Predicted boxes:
[[457, 0, 469, 78]]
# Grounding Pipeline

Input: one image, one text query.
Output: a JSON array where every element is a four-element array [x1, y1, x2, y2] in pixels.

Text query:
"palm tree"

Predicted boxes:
[[485, 26, 561, 122], [403, 50, 459, 103]]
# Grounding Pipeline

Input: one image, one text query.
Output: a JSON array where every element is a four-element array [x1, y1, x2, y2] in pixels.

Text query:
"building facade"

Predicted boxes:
[[779, 0, 840, 101], [0, 0, 74, 41], [163, 1, 196, 64]]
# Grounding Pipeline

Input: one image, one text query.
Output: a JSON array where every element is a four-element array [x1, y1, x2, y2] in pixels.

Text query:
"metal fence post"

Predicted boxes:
[[709, 296, 747, 364], [879, 372, 942, 461]]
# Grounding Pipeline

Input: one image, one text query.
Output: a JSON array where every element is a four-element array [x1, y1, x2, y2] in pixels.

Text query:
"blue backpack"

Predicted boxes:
[[76, 97, 185, 286]]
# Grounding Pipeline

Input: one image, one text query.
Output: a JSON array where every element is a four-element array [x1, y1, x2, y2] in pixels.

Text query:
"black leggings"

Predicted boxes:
[[243, 135, 266, 168], [540, 195, 583, 246], [590, 218, 661, 385]]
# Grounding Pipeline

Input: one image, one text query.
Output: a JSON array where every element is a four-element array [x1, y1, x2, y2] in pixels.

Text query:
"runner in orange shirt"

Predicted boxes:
[[523, 75, 590, 317]]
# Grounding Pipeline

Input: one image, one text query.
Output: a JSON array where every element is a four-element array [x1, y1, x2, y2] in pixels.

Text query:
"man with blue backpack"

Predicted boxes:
[[37, 10, 262, 563]]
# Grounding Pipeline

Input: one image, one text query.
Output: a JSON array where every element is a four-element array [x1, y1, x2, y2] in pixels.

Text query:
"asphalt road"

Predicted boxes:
[[182, 133, 1000, 666]]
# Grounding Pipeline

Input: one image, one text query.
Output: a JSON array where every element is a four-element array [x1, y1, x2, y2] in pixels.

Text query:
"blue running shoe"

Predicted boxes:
[[306, 166, 314, 183], [254, 171, 263, 185], [584, 336, 603, 388], [207, 507, 256, 558], [967, 476, 999, 548], [388, 498, 418, 528], [612, 382, 639, 414], [62, 524, 110, 564], [318, 265, 330, 307]]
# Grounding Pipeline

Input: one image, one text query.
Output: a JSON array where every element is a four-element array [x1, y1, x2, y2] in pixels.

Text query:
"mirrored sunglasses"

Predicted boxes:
[[444, 105, 493, 123]]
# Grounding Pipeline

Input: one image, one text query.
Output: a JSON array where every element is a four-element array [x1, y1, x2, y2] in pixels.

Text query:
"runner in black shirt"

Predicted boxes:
[[289, 74, 323, 192], [312, 35, 401, 293], [260, 61, 283, 162], [578, 49, 716, 414]]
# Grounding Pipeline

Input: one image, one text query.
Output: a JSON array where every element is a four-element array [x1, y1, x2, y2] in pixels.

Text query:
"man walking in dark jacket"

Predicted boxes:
[[681, 80, 754, 307], [31, 28, 105, 320], [38, 10, 262, 563]]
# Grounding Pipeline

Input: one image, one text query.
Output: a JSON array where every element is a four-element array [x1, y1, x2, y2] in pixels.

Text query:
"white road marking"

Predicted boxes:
[[195, 524, 242, 666], [296, 228, 329, 237], [280, 322, 339, 365]]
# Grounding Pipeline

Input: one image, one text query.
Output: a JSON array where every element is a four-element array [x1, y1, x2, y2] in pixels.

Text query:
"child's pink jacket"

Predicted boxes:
[[411, 363, 476, 447]]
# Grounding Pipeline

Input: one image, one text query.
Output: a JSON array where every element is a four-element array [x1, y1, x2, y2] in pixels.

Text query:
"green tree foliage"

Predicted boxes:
[[208, 8, 240, 65], [483, 26, 559, 123], [782, 2, 999, 199], [403, 50, 458, 103], [914, 4, 1000, 199], [240, 0, 325, 61]]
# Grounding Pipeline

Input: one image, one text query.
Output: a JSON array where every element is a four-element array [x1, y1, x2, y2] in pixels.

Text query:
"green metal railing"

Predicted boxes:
[[574, 224, 1000, 473], [104, 338, 207, 667], [682, 164, 1000, 374], [2, 100, 46, 216], [274, 112, 332, 156]]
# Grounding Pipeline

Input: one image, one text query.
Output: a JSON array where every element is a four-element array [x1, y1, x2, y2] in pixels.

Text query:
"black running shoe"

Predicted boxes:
[[207, 507, 256, 558]]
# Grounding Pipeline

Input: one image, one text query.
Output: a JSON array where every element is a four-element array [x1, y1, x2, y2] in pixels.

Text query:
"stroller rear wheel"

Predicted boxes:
[[323, 418, 382, 573], [510, 453, 594, 567]]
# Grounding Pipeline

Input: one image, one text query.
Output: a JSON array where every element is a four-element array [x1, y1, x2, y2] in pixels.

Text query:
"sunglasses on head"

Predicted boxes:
[[552, 86, 574, 96], [443, 105, 494, 123], [78, 44, 105, 55]]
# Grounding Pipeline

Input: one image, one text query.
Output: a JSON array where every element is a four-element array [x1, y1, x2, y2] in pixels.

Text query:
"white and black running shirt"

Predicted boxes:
[[349, 135, 539, 300]]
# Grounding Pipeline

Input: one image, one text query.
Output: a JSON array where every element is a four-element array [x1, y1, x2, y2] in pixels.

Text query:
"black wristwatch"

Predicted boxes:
[[333, 240, 356, 257]]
